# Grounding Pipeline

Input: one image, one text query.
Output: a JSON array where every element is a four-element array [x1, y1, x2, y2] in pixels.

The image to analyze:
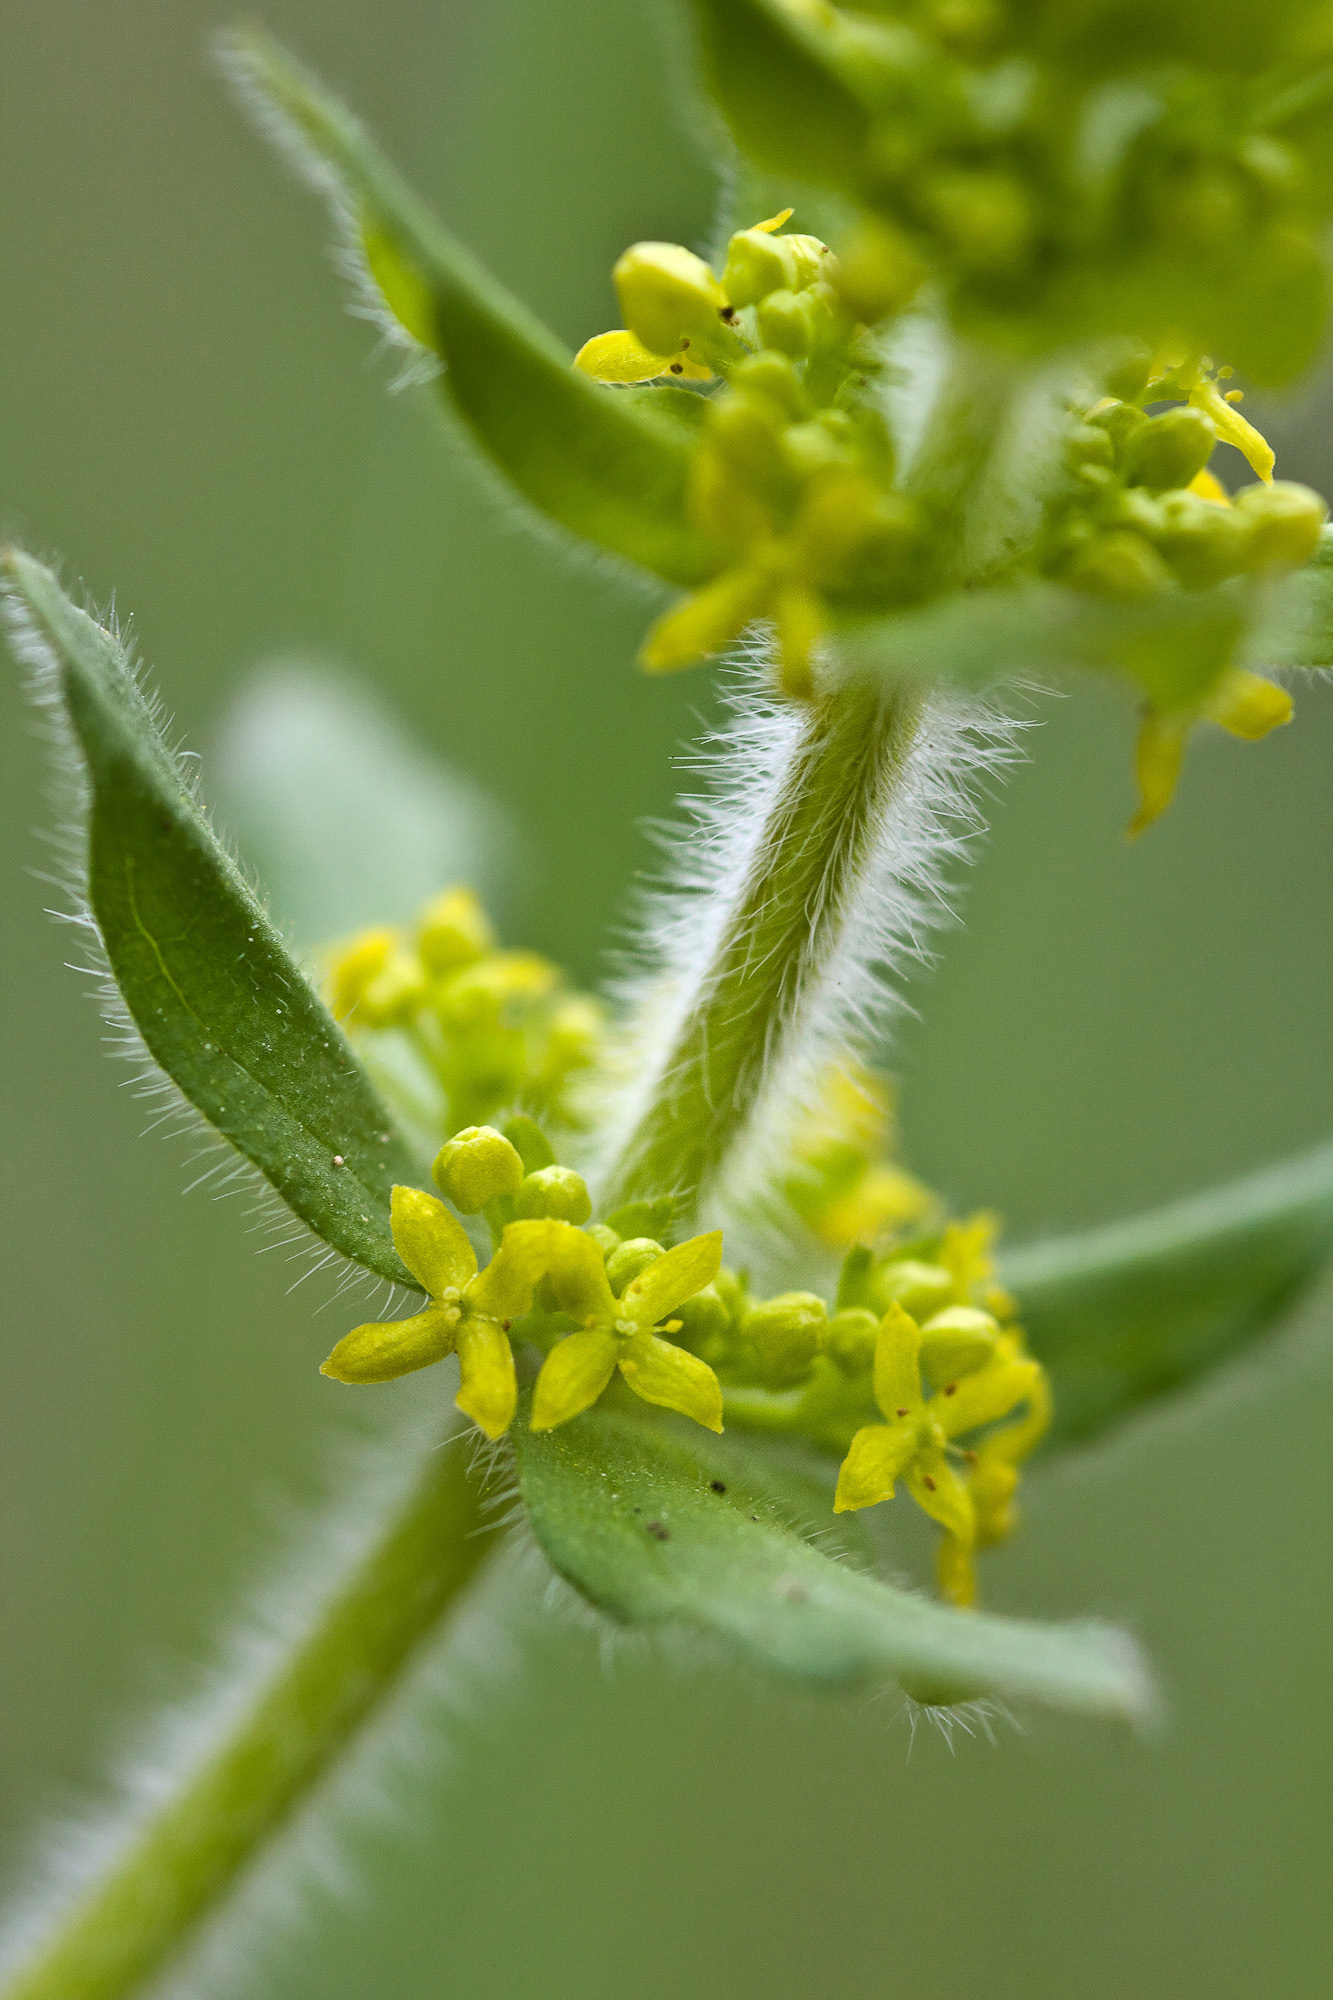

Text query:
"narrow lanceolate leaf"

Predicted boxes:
[[221, 27, 718, 589], [690, 0, 871, 191], [1, 550, 422, 1286], [1003, 1142, 1333, 1448], [515, 1403, 1154, 1722]]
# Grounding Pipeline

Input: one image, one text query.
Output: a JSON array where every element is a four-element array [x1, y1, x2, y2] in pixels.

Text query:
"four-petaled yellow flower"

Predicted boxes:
[[833, 1300, 1049, 1607], [532, 1223, 725, 1433], [322, 1185, 550, 1439]]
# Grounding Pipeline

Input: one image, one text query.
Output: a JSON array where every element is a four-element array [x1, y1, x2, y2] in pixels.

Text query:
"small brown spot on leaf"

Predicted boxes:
[[646, 1520, 670, 1541], [709, 1479, 727, 1494]]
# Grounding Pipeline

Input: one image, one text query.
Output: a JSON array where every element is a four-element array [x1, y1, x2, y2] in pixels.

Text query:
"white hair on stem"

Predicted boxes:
[[592, 642, 1023, 1281], [0, 1404, 523, 1998]]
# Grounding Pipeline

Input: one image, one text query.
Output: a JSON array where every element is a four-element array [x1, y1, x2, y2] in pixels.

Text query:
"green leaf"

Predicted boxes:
[[690, 0, 871, 192], [832, 575, 1251, 707], [222, 27, 719, 589], [210, 660, 518, 951], [2, 550, 424, 1287], [515, 1401, 1155, 1721], [1247, 528, 1333, 669], [1003, 1143, 1333, 1448]]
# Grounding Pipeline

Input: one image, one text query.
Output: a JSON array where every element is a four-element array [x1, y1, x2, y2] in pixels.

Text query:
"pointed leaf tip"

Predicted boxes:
[[2, 551, 423, 1285]]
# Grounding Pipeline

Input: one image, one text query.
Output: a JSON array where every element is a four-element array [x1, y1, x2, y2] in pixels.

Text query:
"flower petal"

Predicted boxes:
[[573, 329, 712, 383], [639, 566, 774, 674], [467, 1218, 559, 1319], [530, 1328, 620, 1431], [906, 1447, 976, 1546], [320, 1304, 456, 1384], [872, 1302, 922, 1423], [455, 1315, 518, 1439], [833, 1419, 918, 1512], [390, 1184, 476, 1296], [544, 1221, 617, 1323], [934, 1533, 977, 1610], [932, 1357, 1042, 1440], [622, 1230, 723, 1328], [617, 1331, 724, 1432]]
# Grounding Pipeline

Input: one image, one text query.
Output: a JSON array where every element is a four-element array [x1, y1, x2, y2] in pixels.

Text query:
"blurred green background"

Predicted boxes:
[[2, 5, 1330, 1995]]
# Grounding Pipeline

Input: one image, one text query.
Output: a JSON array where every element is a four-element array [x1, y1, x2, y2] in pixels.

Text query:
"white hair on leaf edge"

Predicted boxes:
[[0, 568, 402, 1316], [592, 645, 1024, 1284]]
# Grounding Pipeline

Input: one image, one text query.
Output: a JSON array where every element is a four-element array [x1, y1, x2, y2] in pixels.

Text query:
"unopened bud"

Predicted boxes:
[[1124, 406, 1217, 492], [873, 1258, 954, 1320], [515, 1165, 592, 1224], [1233, 481, 1328, 568], [755, 287, 819, 358], [742, 1291, 827, 1389], [1102, 349, 1152, 403], [826, 1307, 880, 1375], [417, 886, 493, 975], [731, 351, 808, 420], [1142, 490, 1249, 587], [432, 1125, 524, 1213], [833, 218, 926, 323], [327, 927, 396, 1023], [360, 953, 428, 1027], [918, 1305, 999, 1390], [614, 241, 727, 357], [1062, 528, 1173, 599], [605, 1236, 665, 1295], [672, 1282, 731, 1356]]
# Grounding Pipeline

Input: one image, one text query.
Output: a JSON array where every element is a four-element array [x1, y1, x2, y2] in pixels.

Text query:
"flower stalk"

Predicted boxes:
[[598, 677, 922, 1221], [0, 1431, 493, 2000]]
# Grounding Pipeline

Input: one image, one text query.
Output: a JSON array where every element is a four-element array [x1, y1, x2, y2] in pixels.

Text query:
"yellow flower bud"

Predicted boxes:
[[871, 1258, 953, 1320], [605, 1236, 666, 1295], [326, 926, 397, 1023], [917, 1305, 1000, 1389], [431, 1124, 525, 1213], [514, 1165, 592, 1224], [613, 241, 727, 358], [1232, 481, 1328, 568], [417, 886, 494, 975], [741, 1291, 827, 1389], [1124, 406, 1217, 493], [833, 217, 927, 324], [825, 1306, 880, 1375]]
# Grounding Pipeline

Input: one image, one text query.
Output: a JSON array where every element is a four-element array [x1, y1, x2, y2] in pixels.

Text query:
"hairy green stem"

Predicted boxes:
[[600, 680, 921, 1218], [2, 1430, 493, 2000]]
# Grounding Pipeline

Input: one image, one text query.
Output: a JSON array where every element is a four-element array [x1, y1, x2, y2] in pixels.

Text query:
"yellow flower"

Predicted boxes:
[[321, 1186, 552, 1439], [1129, 668, 1293, 838], [833, 1301, 1048, 1607], [531, 1223, 725, 1433], [572, 211, 793, 387]]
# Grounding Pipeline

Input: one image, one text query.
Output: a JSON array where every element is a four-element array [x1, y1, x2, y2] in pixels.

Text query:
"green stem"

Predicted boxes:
[[599, 680, 921, 1218], [2, 1430, 494, 2000]]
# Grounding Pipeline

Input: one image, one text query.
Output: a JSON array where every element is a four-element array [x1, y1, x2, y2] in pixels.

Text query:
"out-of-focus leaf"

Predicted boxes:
[[1246, 528, 1333, 669], [1, 550, 422, 1287], [831, 575, 1251, 706], [515, 1400, 1155, 1720], [210, 659, 519, 951], [222, 27, 719, 589], [690, 0, 871, 190], [1003, 1143, 1333, 1448]]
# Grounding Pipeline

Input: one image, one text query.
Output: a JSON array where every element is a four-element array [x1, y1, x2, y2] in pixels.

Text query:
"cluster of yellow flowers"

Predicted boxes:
[[1041, 352, 1325, 829], [576, 212, 923, 698], [316, 1031, 1048, 1606], [324, 887, 604, 1139]]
